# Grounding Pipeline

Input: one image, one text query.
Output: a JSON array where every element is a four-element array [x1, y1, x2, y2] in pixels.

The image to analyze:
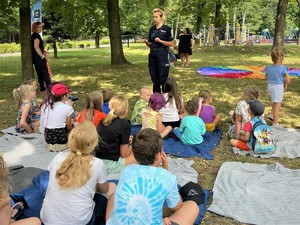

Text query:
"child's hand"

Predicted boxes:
[[161, 150, 168, 170], [162, 217, 172, 225]]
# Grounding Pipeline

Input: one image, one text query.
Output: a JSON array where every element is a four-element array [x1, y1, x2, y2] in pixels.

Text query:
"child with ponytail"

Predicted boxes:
[[41, 121, 113, 225], [76, 91, 106, 127], [12, 84, 38, 134], [197, 90, 221, 132], [95, 96, 136, 175], [39, 83, 73, 151]]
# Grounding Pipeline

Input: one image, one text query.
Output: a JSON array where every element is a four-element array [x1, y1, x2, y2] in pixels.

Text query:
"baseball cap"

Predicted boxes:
[[179, 181, 204, 205], [247, 100, 265, 116], [51, 83, 70, 96]]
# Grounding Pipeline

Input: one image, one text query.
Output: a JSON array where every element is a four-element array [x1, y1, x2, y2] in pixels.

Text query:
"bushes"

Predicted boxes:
[[0, 43, 21, 54], [0, 38, 111, 53]]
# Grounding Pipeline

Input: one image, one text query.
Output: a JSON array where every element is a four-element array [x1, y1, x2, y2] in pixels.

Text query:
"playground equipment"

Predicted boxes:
[[284, 28, 299, 44], [260, 29, 273, 43]]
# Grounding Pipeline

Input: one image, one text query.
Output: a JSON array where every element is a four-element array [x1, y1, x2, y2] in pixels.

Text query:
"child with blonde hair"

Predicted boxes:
[[265, 48, 291, 127], [142, 92, 172, 138], [41, 121, 113, 225], [228, 85, 260, 138], [12, 84, 38, 134], [95, 96, 136, 174], [197, 90, 221, 132], [174, 100, 206, 144], [0, 154, 41, 225], [131, 86, 151, 125], [160, 77, 185, 128], [76, 91, 106, 127], [40, 83, 73, 151], [23, 78, 41, 121]]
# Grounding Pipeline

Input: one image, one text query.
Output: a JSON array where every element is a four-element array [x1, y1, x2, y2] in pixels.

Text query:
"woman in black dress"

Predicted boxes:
[[178, 28, 194, 67], [31, 22, 51, 94], [143, 8, 174, 93]]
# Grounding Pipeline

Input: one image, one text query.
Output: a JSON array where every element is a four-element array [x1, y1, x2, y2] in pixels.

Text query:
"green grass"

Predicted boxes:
[[1, 44, 300, 224]]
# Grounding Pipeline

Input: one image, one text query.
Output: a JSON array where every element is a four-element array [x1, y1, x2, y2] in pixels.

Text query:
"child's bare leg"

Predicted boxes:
[[161, 125, 172, 138], [213, 114, 221, 126], [105, 194, 114, 222], [230, 139, 239, 147], [13, 218, 41, 225], [272, 102, 281, 125], [168, 201, 199, 225]]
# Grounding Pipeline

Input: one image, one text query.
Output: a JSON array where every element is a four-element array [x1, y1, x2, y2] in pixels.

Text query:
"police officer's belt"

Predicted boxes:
[[150, 47, 168, 52]]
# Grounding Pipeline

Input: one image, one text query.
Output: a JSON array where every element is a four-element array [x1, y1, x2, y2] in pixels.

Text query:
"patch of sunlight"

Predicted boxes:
[[247, 56, 270, 64], [68, 76, 92, 82], [4, 141, 36, 165], [0, 99, 6, 103], [97, 82, 114, 89], [0, 72, 15, 77]]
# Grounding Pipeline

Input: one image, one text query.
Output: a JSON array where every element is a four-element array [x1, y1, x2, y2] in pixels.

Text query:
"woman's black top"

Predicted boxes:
[[31, 32, 44, 57], [148, 24, 173, 49]]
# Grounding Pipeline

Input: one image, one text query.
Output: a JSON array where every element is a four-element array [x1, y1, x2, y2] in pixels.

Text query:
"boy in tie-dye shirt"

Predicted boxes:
[[106, 128, 199, 225]]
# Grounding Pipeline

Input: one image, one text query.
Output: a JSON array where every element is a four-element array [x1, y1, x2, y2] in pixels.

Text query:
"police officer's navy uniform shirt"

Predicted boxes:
[[148, 24, 173, 48]]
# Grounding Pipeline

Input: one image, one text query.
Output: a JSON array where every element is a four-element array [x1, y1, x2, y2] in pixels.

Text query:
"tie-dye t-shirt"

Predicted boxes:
[[107, 164, 180, 225]]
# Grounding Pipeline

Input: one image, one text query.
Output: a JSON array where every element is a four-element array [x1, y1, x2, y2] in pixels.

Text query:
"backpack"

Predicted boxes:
[[250, 118, 275, 154]]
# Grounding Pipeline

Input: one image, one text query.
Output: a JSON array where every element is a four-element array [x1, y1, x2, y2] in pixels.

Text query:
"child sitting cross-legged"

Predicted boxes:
[[40, 121, 115, 225], [75, 91, 106, 127], [102, 89, 115, 115], [197, 90, 221, 132], [174, 100, 206, 145], [130, 86, 152, 125], [142, 92, 172, 138], [230, 100, 265, 151], [106, 128, 199, 225]]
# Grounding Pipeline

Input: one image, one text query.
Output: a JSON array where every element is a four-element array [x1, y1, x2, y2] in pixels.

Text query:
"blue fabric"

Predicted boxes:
[[194, 190, 211, 225], [164, 128, 222, 159], [102, 102, 110, 114], [130, 125, 222, 159], [14, 171, 49, 219]]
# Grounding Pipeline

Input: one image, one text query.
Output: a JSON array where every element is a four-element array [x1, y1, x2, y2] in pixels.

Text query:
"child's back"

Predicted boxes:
[[107, 164, 179, 225], [174, 100, 206, 145]]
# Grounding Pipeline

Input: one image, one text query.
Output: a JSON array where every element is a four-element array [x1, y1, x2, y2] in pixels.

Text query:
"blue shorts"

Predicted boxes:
[[268, 83, 284, 103]]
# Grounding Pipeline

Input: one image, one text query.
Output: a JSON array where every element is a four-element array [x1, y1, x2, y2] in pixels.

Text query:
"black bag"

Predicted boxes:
[[175, 53, 181, 59]]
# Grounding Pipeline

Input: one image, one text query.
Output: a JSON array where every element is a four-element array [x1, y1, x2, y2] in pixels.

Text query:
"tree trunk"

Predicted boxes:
[[297, 0, 300, 45], [107, 0, 129, 65], [214, 0, 221, 45], [95, 35, 100, 48], [53, 40, 58, 58], [194, 2, 205, 44], [19, 0, 33, 80], [273, 0, 289, 49], [159, 0, 165, 6]]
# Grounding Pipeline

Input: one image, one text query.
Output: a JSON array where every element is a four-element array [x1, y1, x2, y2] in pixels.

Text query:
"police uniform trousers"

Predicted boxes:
[[148, 47, 170, 93]]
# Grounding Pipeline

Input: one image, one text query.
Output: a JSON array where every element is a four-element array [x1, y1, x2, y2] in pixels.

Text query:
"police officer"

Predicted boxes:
[[143, 8, 174, 93]]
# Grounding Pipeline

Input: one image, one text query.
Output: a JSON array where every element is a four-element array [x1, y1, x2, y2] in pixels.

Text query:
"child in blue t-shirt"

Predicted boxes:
[[265, 48, 291, 127], [101, 89, 115, 114], [106, 128, 199, 225], [174, 100, 206, 145]]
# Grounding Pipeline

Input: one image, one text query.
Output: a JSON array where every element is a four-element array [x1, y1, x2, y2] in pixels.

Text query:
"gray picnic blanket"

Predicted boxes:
[[1, 126, 197, 186], [208, 162, 300, 225], [233, 126, 300, 158]]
